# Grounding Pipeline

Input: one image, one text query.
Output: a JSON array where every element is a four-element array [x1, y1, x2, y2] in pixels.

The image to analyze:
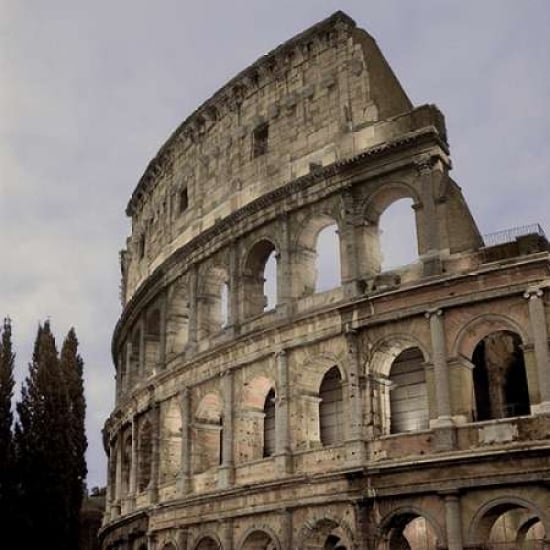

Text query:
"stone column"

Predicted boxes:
[[443, 493, 464, 550], [116, 353, 123, 399], [275, 350, 292, 474], [138, 318, 146, 378], [149, 403, 160, 503], [187, 264, 199, 351], [106, 438, 116, 514], [221, 519, 233, 550], [219, 370, 234, 488], [280, 508, 293, 549], [159, 291, 167, 369], [277, 213, 292, 315], [125, 341, 133, 393], [228, 240, 240, 330], [177, 387, 192, 495], [345, 328, 366, 463], [524, 287, 550, 413], [341, 187, 361, 297], [426, 308, 455, 449], [416, 157, 444, 276], [114, 435, 122, 513], [129, 416, 138, 508]]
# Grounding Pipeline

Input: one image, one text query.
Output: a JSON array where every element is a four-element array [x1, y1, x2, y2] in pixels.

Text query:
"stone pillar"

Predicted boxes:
[[416, 157, 443, 276], [280, 508, 293, 549], [106, 438, 116, 514], [114, 435, 122, 513], [219, 370, 234, 488], [125, 341, 133, 393], [275, 350, 292, 474], [177, 528, 190, 550], [138, 318, 146, 378], [177, 387, 192, 495], [524, 287, 550, 413], [116, 353, 123, 399], [159, 291, 167, 369], [341, 187, 361, 297], [277, 213, 292, 315], [187, 264, 199, 351], [228, 240, 240, 331], [149, 403, 160, 503], [443, 493, 464, 550], [426, 308, 455, 449], [128, 416, 137, 508], [345, 328, 366, 463], [221, 519, 233, 550]]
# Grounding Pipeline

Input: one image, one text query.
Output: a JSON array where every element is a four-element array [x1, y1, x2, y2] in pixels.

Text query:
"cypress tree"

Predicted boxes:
[[0, 318, 15, 528], [15, 321, 73, 550], [60, 327, 88, 550]]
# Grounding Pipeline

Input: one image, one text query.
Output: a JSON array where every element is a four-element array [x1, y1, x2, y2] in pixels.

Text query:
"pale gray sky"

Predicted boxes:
[[2, 1, 549, 489]]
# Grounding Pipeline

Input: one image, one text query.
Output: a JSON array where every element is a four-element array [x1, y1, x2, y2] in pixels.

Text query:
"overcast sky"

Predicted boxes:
[[2, 1, 549, 490]]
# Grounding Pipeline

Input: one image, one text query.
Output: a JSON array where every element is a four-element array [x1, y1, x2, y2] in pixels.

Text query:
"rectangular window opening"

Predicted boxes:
[[252, 123, 269, 158], [179, 187, 189, 214]]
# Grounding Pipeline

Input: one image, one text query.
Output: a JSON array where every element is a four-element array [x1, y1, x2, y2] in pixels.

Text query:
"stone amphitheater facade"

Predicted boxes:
[[100, 11, 550, 550]]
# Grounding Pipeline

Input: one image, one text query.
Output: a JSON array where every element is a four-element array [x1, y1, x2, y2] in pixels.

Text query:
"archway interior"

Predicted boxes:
[[319, 366, 344, 447], [195, 537, 221, 550], [471, 330, 530, 421], [315, 223, 341, 292], [263, 388, 276, 457], [379, 198, 418, 271], [383, 514, 438, 550], [389, 347, 428, 434], [241, 530, 277, 550]]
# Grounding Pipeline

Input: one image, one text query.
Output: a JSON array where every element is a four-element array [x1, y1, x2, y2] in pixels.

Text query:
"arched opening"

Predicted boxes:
[[300, 518, 352, 550], [144, 308, 161, 375], [166, 278, 189, 357], [194, 536, 221, 550], [389, 348, 429, 434], [243, 239, 278, 317], [160, 398, 182, 484], [130, 327, 141, 385], [319, 366, 344, 447], [263, 388, 276, 457], [471, 331, 530, 421], [221, 281, 229, 327], [379, 198, 418, 271], [137, 419, 153, 492], [198, 265, 229, 339], [295, 215, 341, 298], [241, 529, 278, 550], [380, 513, 439, 550], [193, 393, 223, 474], [471, 501, 546, 550], [316, 223, 341, 292], [121, 432, 132, 496]]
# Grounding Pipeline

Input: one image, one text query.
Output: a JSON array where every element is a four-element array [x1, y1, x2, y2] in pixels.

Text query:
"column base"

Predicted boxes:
[[531, 401, 550, 415], [176, 474, 191, 496], [345, 439, 366, 465], [218, 465, 234, 489], [275, 452, 293, 475], [433, 424, 457, 451]]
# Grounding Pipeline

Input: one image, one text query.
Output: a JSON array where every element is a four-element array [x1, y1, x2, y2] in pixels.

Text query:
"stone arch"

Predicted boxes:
[[192, 533, 223, 550], [160, 543, 178, 550], [294, 212, 343, 297], [237, 526, 281, 550], [296, 516, 355, 550], [144, 306, 162, 375], [377, 506, 444, 550], [193, 392, 223, 474], [452, 313, 530, 360], [319, 366, 345, 447], [298, 353, 348, 448], [160, 397, 182, 483], [366, 335, 431, 436], [359, 182, 422, 277], [197, 264, 229, 339], [467, 496, 549, 548], [166, 275, 190, 357], [239, 375, 277, 461], [137, 417, 153, 492], [241, 237, 279, 317]]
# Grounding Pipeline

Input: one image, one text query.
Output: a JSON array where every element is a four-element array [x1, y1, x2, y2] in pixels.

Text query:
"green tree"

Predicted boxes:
[[0, 318, 15, 527], [15, 321, 73, 550], [60, 327, 88, 549]]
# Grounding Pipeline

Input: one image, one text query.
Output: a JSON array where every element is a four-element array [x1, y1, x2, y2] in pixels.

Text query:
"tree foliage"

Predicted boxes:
[[0, 318, 15, 525], [12, 321, 87, 550]]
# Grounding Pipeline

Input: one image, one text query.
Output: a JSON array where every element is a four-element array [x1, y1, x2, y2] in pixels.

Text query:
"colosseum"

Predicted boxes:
[[100, 11, 550, 550]]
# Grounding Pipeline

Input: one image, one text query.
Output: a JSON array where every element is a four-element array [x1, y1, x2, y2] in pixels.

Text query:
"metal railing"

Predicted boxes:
[[482, 224, 546, 247]]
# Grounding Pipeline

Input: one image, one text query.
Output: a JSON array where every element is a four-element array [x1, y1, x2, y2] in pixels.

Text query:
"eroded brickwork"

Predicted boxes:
[[101, 11, 550, 550]]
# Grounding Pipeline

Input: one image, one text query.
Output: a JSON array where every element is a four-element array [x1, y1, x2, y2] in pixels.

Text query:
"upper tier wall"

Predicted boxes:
[[121, 11, 419, 304]]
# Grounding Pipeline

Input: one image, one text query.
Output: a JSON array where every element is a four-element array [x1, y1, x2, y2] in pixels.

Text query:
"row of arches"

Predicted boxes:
[[149, 497, 547, 550], [119, 197, 421, 393], [110, 325, 533, 502]]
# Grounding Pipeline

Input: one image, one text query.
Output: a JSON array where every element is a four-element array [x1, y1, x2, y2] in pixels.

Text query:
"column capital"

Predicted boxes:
[[425, 307, 444, 319], [524, 287, 544, 300]]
